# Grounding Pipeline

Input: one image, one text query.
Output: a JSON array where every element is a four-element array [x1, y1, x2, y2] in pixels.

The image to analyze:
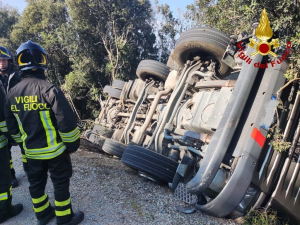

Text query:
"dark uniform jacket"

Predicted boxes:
[[4, 72, 80, 160], [0, 87, 8, 149], [0, 81, 11, 211], [0, 70, 21, 94], [0, 70, 21, 140]]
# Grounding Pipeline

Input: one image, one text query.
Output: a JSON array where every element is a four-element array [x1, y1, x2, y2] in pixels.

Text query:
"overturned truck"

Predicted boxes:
[[84, 27, 300, 224]]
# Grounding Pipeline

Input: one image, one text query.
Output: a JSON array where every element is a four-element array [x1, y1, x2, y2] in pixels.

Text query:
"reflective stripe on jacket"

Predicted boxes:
[[0, 82, 8, 148], [5, 74, 80, 160]]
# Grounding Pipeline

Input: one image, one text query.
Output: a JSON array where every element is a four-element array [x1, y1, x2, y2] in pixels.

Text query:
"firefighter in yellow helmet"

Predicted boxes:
[[0, 46, 27, 188], [0, 47, 23, 223], [4, 41, 84, 225]]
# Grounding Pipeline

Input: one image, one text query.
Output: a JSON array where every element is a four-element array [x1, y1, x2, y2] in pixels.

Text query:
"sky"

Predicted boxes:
[[0, 0, 195, 14], [1, 0, 27, 12], [156, 0, 195, 14]]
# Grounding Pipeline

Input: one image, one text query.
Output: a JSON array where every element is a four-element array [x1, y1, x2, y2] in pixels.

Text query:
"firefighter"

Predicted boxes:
[[5, 40, 84, 225], [0, 76, 23, 223], [0, 46, 28, 188]]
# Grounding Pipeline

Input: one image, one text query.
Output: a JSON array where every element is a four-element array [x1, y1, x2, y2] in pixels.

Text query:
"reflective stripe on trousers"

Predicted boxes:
[[55, 198, 72, 217], [32, 193, 51, 214], [0, 187, 12, 201]]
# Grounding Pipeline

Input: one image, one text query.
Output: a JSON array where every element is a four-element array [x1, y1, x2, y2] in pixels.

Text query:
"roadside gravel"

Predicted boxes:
[[6, 145, 238, 225]]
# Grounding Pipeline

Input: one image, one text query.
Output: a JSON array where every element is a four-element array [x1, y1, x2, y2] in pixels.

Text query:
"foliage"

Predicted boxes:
[[2, 0, 180, 119], [189, 0, 300, 80], [287, 31, 300, 81], [184, 0, 214, 29], [0, 1, 19, 39], [1, 0, 161, 119], [267, 128, 291, 152], [0, 1, 19, 57], [62, 58, 102, 119], [66, 0, 157, 83], [63, 0, 159, 118], [152, 0, 180, 63], [10, 0, 71, 85]]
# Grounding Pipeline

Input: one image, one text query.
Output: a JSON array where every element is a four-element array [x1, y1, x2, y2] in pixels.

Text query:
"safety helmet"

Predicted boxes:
[[0, 46, 13, 72], [16, 40, 47, 71]]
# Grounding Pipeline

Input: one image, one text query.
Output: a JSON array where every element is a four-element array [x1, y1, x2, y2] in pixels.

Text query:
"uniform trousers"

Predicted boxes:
[[0, 143, 13, 217], [27, 150, 74, 224], [8, 142, 28, 177]]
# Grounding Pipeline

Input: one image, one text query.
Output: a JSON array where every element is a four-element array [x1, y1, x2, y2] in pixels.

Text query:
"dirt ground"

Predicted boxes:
[[7, 145, 238, 225]]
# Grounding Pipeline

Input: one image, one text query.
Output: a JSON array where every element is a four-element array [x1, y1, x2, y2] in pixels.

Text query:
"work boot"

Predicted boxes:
[[0, 203, 23, 224], [11, 176, 19, 188], [57, 211, 84, 225], [37, 207, 55, 225]]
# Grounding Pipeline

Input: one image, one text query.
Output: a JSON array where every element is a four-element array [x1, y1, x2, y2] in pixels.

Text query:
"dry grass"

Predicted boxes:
[[242, 209, 286, 225]]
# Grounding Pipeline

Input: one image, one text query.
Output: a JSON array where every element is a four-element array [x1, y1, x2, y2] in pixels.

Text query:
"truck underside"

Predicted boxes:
[[83, 27, 300, 224]]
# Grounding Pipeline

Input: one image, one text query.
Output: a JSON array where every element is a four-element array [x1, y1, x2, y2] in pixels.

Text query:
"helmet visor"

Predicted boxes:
[[17, 50, 32, 66], [17, 49, 47, 66], [33, 49, 47, 65]]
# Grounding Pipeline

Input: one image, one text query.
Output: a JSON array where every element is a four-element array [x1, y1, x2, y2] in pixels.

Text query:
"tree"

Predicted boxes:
[[0, 1, 19, 39], [0, 1, 19, 53], [59, 0, 158, 119], [67, 0, 157, 83], [152, 1, 180, 63], [10, 0, 71, 85], [184, 0, 213, 29], [5, 0, 201, 120], [189, 0, 300, 78]]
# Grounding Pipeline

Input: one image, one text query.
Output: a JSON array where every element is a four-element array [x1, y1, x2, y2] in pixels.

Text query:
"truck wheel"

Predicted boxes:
[[103, 85, 122, 99], [112, 80, 126, 90], [136, 60, 170, 82], [121, 145, 179, 183], [173, 27, 231, 77], [102, 139, 127, 158]]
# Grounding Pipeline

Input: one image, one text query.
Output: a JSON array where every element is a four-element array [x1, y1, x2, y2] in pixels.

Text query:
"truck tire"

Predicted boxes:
[[103, 85, 122, 99], [121, 145, 179, 183], [102, 139, 127, 158], [112, 80, 126, 90], [136, 60, 170, 82], [173, 27, 231, 77]]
